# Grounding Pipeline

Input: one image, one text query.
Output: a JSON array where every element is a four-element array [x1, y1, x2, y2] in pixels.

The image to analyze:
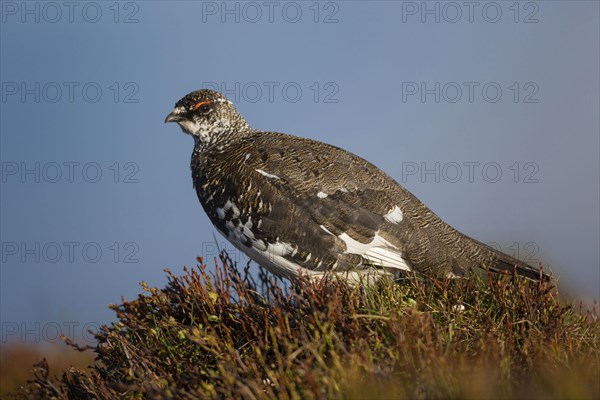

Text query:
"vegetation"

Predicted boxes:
[[12, 254, 600, 399]]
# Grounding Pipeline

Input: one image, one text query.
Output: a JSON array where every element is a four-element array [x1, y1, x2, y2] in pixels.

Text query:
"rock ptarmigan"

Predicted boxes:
[[165, 89, 549, 282]]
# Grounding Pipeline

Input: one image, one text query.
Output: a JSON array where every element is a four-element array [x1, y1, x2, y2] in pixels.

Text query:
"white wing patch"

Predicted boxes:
[[338, 231, 411, 272], [213, 226, 401, 283], [255, 169, 280, 180], [364, 247, 411, 272], [216, 227, 319, 279], [317, 191, 328, 198], [319, 225, 334, 235], [216, 200, 240, 220], [383, 206, 403, 224]]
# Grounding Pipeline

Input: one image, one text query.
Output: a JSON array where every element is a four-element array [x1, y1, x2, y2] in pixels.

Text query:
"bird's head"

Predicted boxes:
[[165, 89, 251, 145]]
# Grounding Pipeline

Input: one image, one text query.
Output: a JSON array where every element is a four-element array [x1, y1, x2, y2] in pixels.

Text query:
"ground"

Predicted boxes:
[[10, 254, 600, 399]]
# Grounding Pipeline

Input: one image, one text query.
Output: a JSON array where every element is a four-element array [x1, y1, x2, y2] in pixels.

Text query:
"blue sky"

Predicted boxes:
[[1, 1, 598, 346]]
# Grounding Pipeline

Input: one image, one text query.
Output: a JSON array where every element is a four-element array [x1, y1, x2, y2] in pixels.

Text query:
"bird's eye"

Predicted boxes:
[[194, 100, 212, 114]]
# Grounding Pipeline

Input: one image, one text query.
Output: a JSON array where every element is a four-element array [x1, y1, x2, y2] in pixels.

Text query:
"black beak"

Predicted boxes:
[[164, 111, 182, 123]]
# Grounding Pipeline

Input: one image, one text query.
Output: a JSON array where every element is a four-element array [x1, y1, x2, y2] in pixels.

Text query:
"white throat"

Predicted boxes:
[[179, 118, 233, 145]]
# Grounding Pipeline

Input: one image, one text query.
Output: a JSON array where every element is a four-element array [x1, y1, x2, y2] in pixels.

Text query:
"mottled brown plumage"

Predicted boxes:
[[165, 89, 549, 282]]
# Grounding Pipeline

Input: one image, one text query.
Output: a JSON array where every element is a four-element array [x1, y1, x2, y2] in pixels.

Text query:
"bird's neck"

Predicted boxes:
[[192, 126, 256, 164]]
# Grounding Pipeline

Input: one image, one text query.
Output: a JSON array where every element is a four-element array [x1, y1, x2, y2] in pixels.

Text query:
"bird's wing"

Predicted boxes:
[[210, 133, 449, 277]]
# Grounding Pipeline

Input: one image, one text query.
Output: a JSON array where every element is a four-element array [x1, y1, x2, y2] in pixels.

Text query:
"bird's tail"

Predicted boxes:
[[469, 237, 551, 281]]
